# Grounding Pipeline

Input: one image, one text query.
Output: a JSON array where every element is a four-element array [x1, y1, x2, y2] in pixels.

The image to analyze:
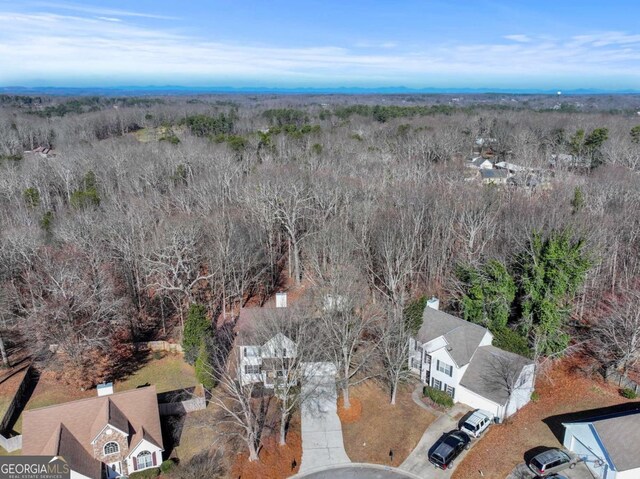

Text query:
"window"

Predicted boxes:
[[445, 384, 455, 397], [432, 378, 442, 390], [411, 358, 420, 369], [282, 348, 287, 357], [436, 360, 453, 377], [244, 365, 261, 374], [137, 451, 153, 469], [103, 442, 119, 456]]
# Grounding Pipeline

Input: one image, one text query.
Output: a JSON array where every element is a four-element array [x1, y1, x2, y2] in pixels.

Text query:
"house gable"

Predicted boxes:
[[126, 438, 163, 473], [92, 426, 129, 471]]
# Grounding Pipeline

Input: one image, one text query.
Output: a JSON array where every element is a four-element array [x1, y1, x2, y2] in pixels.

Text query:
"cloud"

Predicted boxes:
[[0, 10, 638, 87], [504, 34, 531, 43], [96, 16, 122, 23], [29, 1, 178, 20]]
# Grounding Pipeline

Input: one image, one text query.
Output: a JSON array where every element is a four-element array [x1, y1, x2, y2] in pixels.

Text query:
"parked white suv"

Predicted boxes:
[[460, 410, 493, 438]]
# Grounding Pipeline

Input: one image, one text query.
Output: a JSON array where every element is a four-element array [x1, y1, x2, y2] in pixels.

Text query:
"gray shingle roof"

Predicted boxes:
[[480, 169, 509, 179], [416, 307, 489, 367], [459, 345, 533, 405], [590, 411, 640, 471]]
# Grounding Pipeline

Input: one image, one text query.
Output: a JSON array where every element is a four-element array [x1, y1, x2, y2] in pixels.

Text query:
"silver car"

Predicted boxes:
[[528, 449, 578, 476]]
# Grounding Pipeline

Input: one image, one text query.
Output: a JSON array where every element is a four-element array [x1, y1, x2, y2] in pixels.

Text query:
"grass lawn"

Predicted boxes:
[[453, 357, 638, 479], [339, 381, 436, 466], [0, 367, 29, 424], [116, 352, 197, 393]]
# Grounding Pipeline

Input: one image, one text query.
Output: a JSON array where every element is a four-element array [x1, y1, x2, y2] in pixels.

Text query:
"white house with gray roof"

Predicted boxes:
[[409, 298, 535, 419], [563, 410, 640, 479]]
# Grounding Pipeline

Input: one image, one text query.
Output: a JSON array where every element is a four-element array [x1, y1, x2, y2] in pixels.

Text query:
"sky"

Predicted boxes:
[[1, 0, 639, 90]]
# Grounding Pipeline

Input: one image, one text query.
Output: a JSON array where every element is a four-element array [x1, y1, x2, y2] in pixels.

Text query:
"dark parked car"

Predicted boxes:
[[528, 449, 578, 476], [429, 430, 471, 470]]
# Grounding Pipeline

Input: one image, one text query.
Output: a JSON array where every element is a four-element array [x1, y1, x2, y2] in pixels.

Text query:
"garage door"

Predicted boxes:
[[570, 435, 607, 479]]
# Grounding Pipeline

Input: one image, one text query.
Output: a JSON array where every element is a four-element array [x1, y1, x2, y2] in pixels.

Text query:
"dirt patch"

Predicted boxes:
[[339, 382, 436, 466], [231, 415, 302, 479], [453, 357, 637, 479], [337, 396, 362, 423]]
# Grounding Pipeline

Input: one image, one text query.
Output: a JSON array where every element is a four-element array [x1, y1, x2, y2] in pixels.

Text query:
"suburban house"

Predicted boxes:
[[563, 410, 640, 479], [238, 331, 297, 388], [480, 168, 509, 184], [235, 293, 298, 388], [22, 385, 163, 479], [494, 161, 526, 173], [468, 156, 494, 169], [409, 299, 535, 420]]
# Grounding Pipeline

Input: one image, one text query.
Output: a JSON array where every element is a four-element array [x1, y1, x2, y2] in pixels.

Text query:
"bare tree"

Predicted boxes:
[[317, 270, 380, 409], [252, 305, 322, 445], [592, 289, 640, 377], [248, 169, 316, 286], [377, 304, 412, 405], [201, 328, 271, 462], [145, 219, 217, 336], [480, 349, 534, 422]]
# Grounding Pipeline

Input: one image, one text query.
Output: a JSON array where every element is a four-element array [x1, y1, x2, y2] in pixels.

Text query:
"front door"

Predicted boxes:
[[107, 462, 121, 478]]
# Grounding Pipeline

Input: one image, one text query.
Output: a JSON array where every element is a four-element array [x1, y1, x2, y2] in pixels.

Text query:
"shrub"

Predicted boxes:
[[128, 467, 160, 478], [23, 187, 40, 208], [159, 132, 180, 144], [620, 387, 638, 399], [160, 459, 175, 473], [531, 390, 540, 402], [152, 350, 163, 360], [423, 386, 454, 408]]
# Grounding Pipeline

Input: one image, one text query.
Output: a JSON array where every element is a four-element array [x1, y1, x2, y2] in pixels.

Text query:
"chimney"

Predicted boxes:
[[427, 297, 440, 311], [97, 382, 114, 397], [275, 292, 287, 308]]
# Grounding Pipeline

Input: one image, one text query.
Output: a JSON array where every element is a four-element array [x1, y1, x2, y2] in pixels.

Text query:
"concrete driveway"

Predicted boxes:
[[399, 403, 474, 478], [298, 362, 350, 474]]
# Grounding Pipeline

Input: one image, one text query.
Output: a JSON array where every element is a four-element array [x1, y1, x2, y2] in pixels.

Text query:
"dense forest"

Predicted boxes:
[[1, 93, 640, 391]]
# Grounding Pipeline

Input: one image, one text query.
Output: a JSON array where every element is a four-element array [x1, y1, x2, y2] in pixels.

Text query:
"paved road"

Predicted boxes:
[[399, 403, 473, 478], [295, 464, 421, 479], [298, 362, 351, 474]]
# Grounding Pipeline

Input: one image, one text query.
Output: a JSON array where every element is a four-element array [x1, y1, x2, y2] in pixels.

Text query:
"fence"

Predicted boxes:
[[604, 367, 640, 395], [159, 396, 206, 415], [0, 365, 33, 453], [135, 341, 183, 354], [157, 385, 206, 416]]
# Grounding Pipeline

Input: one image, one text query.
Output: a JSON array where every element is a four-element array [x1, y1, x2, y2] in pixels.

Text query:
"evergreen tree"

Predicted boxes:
[[195, 340, 215, 389], [517, 231, 590, 355], [183, 304, 211, 364], [571, 186, 584, 214], [457, 259, 516, 331]]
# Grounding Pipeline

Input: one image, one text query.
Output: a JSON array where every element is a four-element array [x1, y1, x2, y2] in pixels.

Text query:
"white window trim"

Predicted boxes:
[[103, 441, 120, 456], [136, 450, 153, 469]]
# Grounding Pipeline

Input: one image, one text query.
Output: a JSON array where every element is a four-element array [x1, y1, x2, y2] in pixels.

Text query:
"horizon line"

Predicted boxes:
[[2, 85, 640, 96]]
